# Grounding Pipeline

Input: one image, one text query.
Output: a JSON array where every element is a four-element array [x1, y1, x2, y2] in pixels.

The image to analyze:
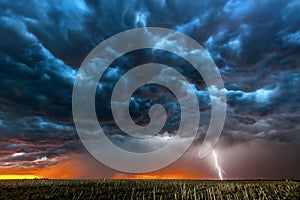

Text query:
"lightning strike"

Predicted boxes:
[[212, 149, 223, 180]]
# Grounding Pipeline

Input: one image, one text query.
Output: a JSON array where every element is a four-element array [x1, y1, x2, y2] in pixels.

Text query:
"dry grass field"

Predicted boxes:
[[0, 179, 299, 200]]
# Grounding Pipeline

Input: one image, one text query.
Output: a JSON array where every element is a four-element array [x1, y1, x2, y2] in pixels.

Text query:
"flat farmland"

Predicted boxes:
[[0, 179, 299, 199]]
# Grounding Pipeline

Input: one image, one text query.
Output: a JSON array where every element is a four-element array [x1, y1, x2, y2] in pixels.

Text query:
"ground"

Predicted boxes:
[[0, 179, 299, 199]]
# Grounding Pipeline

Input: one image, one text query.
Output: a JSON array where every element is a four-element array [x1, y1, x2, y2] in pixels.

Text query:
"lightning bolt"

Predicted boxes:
[[212, 149, 223, 180]]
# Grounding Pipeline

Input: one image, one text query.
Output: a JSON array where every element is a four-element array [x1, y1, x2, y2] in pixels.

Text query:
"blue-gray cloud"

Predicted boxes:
[[0, 0, 299, 176]]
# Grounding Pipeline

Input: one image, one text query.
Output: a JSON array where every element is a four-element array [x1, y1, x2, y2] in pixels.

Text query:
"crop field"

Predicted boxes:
[[0, 179, 299, 200]]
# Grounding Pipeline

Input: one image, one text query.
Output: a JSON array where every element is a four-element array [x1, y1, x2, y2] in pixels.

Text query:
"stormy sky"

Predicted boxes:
[[0, 0, 300, 179]]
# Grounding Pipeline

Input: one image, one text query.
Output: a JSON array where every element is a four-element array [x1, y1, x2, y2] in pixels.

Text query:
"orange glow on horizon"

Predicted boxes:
[[0, 160, 82, 180], [0, 164, 203, 180], [0, 158, 203, 180], [114, 169, 203, 180], [0, 175, 40, 180], [114, 174, 197, 180]]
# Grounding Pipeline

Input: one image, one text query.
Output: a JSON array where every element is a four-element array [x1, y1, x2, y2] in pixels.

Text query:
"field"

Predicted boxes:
[[0, 179, 299, 200]]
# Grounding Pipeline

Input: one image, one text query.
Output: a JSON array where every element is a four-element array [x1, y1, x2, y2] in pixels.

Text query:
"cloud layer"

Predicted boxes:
[[0, 0, 299, 178]]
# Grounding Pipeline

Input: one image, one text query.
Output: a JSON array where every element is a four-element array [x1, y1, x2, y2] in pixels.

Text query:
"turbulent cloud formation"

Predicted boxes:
[[0, 0, 299, 179]]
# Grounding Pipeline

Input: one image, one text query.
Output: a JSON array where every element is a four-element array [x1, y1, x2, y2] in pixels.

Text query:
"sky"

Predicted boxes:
[[0, 0, 300, 180]]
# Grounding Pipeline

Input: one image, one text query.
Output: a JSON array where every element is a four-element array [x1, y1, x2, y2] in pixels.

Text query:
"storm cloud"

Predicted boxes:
[[0, 0, 299, 178]]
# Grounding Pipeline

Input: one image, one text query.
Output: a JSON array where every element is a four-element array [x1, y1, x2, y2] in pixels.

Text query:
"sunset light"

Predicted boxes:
[[0, 175, 40, 180]]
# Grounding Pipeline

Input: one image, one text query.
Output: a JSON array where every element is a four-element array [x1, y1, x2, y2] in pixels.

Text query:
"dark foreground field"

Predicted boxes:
[[0, 179, 299, 200]]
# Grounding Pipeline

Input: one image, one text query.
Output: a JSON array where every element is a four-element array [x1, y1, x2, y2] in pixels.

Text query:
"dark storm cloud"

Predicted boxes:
[[0, 0, 299, 170], [0, 1, 80, 167], [0, 14, 76, 121], [0, 116, 80, 168]]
